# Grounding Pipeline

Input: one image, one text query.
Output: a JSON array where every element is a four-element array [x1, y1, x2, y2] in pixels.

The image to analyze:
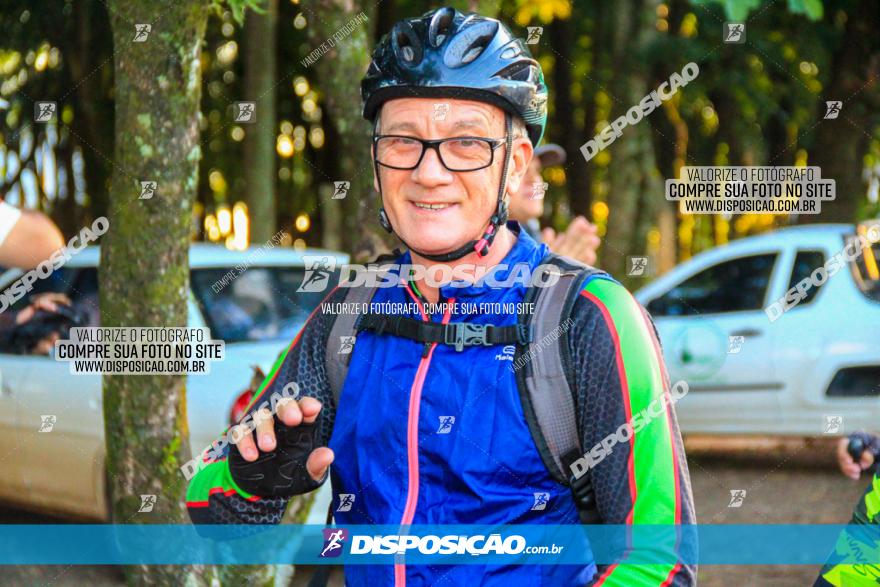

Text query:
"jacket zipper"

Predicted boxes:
[[394, 283, 453, 587]]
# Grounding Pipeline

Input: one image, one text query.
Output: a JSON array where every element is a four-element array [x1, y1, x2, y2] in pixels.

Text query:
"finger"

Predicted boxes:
[[843, 463, 861, 480], [837, 438, 854, 465], [299, 397, 323, 424], [307, 447, 335, 482], [861, 451, 875, 469], [37, 300, 58, 313], [254, 408, 276, 452], [35, 293, 70, 309], [233, 426, 259, 461], [569, 216, 589, 231], [551, 232, 571, 256], [582, 249, 597, 266], [15, 307, 35, 325], [277, 396, 303, 427]]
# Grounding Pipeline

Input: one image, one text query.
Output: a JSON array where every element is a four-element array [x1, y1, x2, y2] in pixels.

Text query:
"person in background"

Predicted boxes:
[[0, 202, 71, 354], [0, 201, 65, 269], [507, 143, 601, 266], [812, 432, 880, 585]]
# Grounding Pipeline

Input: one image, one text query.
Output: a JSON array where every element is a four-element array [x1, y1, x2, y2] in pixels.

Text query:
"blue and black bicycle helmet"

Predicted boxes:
[[361, 7, 549, 261]]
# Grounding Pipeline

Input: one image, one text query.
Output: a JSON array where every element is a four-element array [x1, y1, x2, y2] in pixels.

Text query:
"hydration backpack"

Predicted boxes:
[[324, 252, 605, 523]]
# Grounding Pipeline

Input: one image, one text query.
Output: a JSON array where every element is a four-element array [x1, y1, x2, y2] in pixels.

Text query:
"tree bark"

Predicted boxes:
[[550, 16, 592, 219], [601, 0, 661, 278], [101, 1, 212, 584], [244, 0, 279, 244], [801, 0, 879, 224], [302, 0, 392, 261]]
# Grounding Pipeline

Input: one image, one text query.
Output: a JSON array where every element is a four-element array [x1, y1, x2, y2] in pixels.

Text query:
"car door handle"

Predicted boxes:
[[729, 328, 762, 338]]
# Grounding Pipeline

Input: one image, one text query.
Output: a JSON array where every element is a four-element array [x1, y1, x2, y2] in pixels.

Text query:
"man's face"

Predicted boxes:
[[509, 158, 545, 222], [373, 98, 532, 257]]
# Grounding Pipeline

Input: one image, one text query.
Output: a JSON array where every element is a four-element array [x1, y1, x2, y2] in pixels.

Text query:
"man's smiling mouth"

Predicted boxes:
[[411, 202, 456, 211]]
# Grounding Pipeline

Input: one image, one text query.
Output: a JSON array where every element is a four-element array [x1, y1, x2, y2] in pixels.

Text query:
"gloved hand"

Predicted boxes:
[[839, 431, 880, 480], [227, 397, 334, 497]]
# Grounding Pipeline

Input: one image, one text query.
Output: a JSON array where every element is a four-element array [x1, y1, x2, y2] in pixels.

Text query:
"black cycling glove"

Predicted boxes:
[[227, 416, 327, 497]]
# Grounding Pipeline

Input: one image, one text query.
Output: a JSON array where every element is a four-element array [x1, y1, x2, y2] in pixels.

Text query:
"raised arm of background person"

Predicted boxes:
[[570, 276, 697, 586], [185, 287, 344, 525], [0, 204, 64, 269]]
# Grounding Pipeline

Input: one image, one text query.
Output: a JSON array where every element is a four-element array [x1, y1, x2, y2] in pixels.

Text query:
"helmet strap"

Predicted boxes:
[[374, 113, 515, 262]]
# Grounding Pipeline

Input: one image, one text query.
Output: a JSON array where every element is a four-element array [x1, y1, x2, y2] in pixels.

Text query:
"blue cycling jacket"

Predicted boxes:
[[187, 226, 697, 586]]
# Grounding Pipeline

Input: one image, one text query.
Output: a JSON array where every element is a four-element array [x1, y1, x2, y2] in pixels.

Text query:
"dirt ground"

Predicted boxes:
[[0, 444, 869, 587]]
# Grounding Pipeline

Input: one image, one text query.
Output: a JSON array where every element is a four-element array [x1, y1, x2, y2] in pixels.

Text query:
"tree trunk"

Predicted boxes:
[[101, 1, 212, 584], [550, 16, 592, 219], [601, 0, 660, 278], [801, 0, 879, 224], [302, 1, 392, 261], [244, 0, 279, 244]]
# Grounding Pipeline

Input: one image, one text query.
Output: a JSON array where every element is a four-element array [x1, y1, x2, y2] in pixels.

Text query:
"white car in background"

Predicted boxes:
[[0, 244, 347, 520], [635, 223, 880, 436]]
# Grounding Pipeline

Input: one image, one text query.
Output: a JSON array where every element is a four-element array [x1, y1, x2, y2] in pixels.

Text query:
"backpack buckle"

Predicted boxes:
[[445, 323, 491, 352]]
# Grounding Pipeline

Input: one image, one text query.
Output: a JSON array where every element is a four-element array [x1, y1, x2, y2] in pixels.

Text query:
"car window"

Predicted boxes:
[[2, 267, 80, 313], [647, 253, 777, 317], [786, 251, 826, 306], [190, 267, 327, 343]]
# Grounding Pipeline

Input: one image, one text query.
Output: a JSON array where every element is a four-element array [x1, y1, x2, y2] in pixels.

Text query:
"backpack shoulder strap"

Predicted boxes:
[[516, 252, 605, 521], [325, 278, 381, 407]]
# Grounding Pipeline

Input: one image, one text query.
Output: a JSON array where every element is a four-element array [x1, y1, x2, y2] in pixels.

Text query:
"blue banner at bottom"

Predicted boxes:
[[0, 524, 877, 566]]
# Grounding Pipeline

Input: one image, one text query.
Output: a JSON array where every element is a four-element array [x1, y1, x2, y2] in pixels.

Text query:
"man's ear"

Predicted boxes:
[[505, 138, 533, 198]]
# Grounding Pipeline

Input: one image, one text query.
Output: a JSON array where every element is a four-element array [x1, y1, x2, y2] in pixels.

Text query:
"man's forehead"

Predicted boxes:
[[379, 98, 505, 132]]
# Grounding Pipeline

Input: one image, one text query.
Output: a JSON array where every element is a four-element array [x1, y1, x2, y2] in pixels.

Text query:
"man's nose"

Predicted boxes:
[[411, 145, 453, 185]]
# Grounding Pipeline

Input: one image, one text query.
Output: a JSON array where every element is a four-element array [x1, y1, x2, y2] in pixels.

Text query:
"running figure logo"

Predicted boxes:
[[823, 415, 843, 434], [824, 101, 842, 119], [531, 181, 548, 200], [138, 494, 157, 513], [234, 102, 256, 123], [532, 492, 550, 511], [332, 181, 350, 200], [139, 181, 157, 200], [627, 256, 648, 277], [338, 336, 356, 355], [337, 494, 355, 512], [437, 416, 456, 434], [320, 528, 348, 558], [133, 24, 152, 42], [34, 102, 57, 123], [38, 415, 56, 433], [727, 335, 745, 354], [723, 23, 745, 43], [299, 256, 336, 292], [727, 489, 746, 508], [525, 27, 543, 44]]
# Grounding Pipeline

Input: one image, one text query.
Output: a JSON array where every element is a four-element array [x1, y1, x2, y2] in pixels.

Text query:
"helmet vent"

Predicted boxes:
[[392, 21, 423, 66], [444, 20, 499, 68], [428, 6, 455, 47], [495, 62, 533, 82], [501, 45, 521, 60]]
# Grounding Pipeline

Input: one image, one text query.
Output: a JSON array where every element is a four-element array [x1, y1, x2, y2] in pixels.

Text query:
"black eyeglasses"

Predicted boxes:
[[373, 135, 507, 172]]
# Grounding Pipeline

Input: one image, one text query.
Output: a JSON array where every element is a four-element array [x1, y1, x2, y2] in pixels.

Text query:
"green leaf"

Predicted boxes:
[[689, 0, 823, 20], [724, 0, 763, 21], [783, 0, 825, 19], [220, 0, 265, 25]]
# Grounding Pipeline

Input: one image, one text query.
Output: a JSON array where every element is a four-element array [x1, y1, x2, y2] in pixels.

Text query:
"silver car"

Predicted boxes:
[[0, 243, 347, 520]]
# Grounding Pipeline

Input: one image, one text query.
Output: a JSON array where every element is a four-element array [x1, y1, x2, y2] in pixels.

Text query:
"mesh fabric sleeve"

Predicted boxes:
[[185, 287, 344, 525], [568, 276, 697, 586]]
